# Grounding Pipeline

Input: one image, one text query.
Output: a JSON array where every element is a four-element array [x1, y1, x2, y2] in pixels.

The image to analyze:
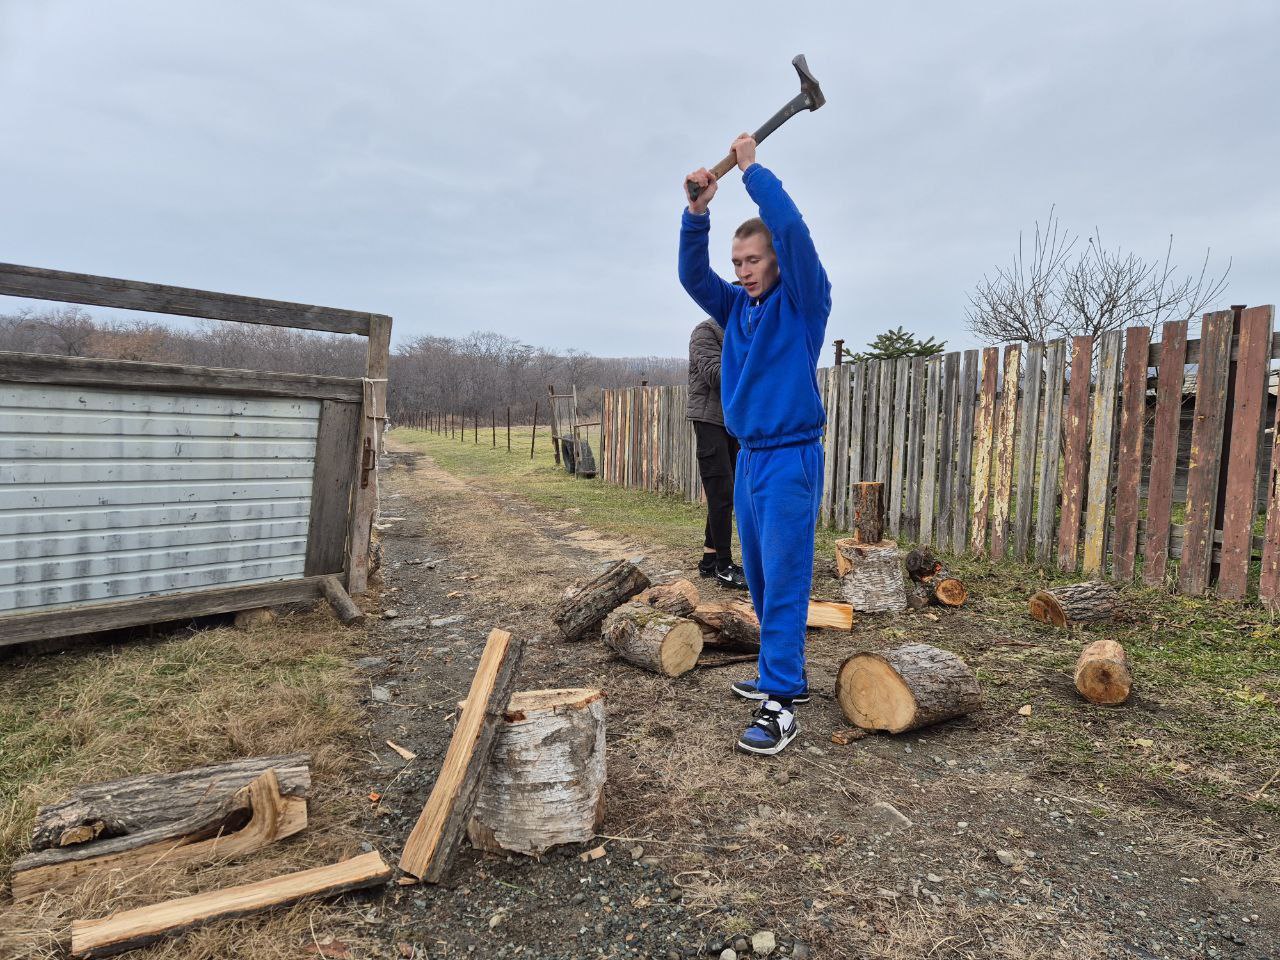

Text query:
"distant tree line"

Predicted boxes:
[[0, 305, 685, 419]]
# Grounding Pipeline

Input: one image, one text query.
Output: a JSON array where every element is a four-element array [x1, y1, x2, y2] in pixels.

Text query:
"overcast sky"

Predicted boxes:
[[2, 1, 1276, 359]]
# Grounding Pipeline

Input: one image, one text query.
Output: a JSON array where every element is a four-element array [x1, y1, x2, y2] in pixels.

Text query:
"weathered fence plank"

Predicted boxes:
[[835, 365, 853, 529], [1143, 320, 1188, 586], [1034, 340, 1067, 566], [1111, 327, 1151, 581], [1179, 311, 1234, 595], [1057, 335, 1093, 571], [919, 358, 941, 547], [820, 368, 837, 525], [889, 357, 910, 537], [1012, 341, 1044, 561], [936, 352, 959, 548], [1082, 330, 1123, 576], [845, 362, 865, 521], [904, 356, 926, 542], [1218, 305, 1275, 599], [876, 360, 893, 487], [950, 351, 977, 552], [861, 361, 879, 483], [990, 344, 1021, 560], [970, 347, 999, 555]]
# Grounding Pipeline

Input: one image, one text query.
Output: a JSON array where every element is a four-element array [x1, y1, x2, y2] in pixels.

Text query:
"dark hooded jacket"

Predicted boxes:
[[686, 318, 724, 425]]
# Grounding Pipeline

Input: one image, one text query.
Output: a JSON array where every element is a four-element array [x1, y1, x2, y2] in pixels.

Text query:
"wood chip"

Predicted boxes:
[[386, 740, 417, 762], [1018, 704, 1033, 716], [831, 728, 868, 745], [579, 845, 607, 862]]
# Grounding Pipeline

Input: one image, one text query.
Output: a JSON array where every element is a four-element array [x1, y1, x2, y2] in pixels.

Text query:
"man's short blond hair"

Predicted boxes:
[[733, 217, 773, 247]]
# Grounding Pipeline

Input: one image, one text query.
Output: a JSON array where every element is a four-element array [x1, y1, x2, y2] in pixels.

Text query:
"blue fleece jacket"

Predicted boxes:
[[678, 163, 831, 449]]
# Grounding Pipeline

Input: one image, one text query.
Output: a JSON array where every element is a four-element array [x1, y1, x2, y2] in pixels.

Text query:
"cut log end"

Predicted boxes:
[[603, 603, 703, 677], [1075, 639, 1132, 705], [836, 643, 981, 734], [932, 577, 968, 607], [1029, 581, 1119, 628]]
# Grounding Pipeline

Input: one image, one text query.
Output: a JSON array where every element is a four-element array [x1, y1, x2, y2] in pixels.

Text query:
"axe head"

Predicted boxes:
[[792, 54, 825, 111]]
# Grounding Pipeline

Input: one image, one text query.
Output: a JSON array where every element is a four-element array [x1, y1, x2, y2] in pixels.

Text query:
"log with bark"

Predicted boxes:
[[70, 851, 391, 959], [29, 753, 311, 853], [466, 688, 606, 856], [11, 769, 304, 901], [1074, 639, 1132, 705], [836, 643, 982, 733], [321, 575, 365, 626], [690, 600, 760, 651], [399, 628, 525, 882], [552, 560, 650, 641], [601, 603, 703, 677], [836, 540, 907, 613], [903, 548, 967, 607], [635, 578, 700, 618], [849, 481, 885, 545], [1028, 581, 1119, 628]]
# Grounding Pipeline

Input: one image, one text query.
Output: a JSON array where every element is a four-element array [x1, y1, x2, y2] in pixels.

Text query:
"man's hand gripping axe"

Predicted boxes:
[[686, 54, 826, 202]]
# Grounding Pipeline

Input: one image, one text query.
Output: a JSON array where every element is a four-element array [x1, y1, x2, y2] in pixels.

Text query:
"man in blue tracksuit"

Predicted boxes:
[[679, 134, 830, 756]]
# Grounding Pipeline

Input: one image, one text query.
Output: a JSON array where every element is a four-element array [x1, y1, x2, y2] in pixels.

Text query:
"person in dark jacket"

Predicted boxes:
[[687, 317, 747, 590], [679, 134, 831, 757]]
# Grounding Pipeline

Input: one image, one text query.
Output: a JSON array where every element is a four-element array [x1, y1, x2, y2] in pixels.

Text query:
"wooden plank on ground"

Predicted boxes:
[[936, 352, 959, 548], [835, 365, 854, 528], [903, 356, 926, 541], [919, 358, 941, 547], [889, 356, 911, 537], [70, 851, 391, 958], [807, 600, 854, 631], [876, 359, 893, 486], [1179, 311, 1234, 595], [1057, 336, 1094, 571], [970, 347, 999, 555], [952, 350, 978, 553], [1218, 306, 1275, 599], [1034, 340, 1067, 566], [1011, 342, 1044, 561], [1082, 330, 1123, 576], [1143, 321, 1188, 586], [862, 360, 879, 482], [1111, 327, 1152, 581], [400, 628, 525, 881], [990, 344, 1021, 560]]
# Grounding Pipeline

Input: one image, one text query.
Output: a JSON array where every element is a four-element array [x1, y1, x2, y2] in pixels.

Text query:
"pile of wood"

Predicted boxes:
[[903, 548, 967, 609]]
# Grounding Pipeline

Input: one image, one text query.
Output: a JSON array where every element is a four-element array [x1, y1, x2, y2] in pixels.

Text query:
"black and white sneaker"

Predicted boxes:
[[698, 555, 719, 578], [736, 699, 798, 755], [713, 562, 748, 591], [731, 677, 811, 704]]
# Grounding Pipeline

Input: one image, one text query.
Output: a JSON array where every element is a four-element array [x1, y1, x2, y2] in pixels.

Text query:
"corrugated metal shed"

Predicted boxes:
[[0, 383, 319, 614]]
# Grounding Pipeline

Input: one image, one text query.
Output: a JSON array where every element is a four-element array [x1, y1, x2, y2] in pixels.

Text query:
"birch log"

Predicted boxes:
[[467, 689, 606, 856], [601, 603, 703, 676], [837, 541, 907, 613], [836, 643, 981, 733]]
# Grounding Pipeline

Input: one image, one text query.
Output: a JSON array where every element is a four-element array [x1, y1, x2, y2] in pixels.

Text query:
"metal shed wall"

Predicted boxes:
[[0, 383, 320, 614]]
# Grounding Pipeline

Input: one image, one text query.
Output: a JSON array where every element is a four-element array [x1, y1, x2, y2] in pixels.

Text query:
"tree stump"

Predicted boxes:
[[636, 579, 700, 618], [1028, 581, 1119, 628], [553, 560, 650, 641], [601, 603, 703, 676], [836, 643, 982, 733], [467, 689, 606, 856], [836, 541, 907, 612], [1074, 639, 1132, 705], [849, 482, 885, 545]]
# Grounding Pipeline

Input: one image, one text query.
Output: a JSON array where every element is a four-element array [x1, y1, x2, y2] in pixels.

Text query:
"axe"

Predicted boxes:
[[686, 54, 826, 202]]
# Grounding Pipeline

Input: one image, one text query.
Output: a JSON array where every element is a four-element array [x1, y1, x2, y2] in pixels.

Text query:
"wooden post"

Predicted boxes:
[[492, 409, 496, 447], [347, 314, 391, 595], [506, 406, 511, 451], [530, 401, 539, 460], [833, 339, 845, 366]]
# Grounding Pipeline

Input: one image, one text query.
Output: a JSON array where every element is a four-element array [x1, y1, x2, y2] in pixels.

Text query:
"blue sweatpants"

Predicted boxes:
[[734, 440, 824, 699]]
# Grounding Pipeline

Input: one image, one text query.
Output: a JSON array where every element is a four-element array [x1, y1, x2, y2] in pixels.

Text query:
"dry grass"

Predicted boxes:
[[0, 608, 370, 959]]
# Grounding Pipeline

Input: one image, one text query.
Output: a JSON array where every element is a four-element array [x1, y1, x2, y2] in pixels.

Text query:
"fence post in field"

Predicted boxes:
[[492, 410, 496, 448], [530, 400, 539, 461], [507, 406, 511, 452]]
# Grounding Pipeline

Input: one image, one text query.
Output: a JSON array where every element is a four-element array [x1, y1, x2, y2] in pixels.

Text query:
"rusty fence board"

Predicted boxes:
[[1012, 341, 1045, 561], [1057, 335, 1094, 571], [1111, 326, 1150, 581], [1143, 320, 1189, 586], [1179, 311, 1234, 595], [990, 344, 1021, 561], [845, 362, 865, 525], [1034, 339, 1067, 565], [1082, 330, 1123, 576], [970, 347, 999, 555], [1219, 306, 1275, 599]]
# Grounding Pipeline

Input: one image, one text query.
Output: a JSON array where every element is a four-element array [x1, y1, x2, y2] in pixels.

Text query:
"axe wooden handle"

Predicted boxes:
[[686, 154, 739, 203]]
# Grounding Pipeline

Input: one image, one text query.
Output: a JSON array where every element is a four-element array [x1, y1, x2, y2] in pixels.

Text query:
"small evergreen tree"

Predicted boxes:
[[844, 326, 946, 363]]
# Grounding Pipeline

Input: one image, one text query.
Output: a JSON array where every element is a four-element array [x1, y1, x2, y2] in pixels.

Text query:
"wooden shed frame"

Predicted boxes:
[[0, 262, 391, 647]]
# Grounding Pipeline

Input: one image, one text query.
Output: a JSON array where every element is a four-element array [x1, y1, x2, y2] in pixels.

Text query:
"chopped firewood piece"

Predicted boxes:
[[807, 600, 854, 631], [386, 740, 417, 762], [579, 845, 607, 862], [836, 643, 982, 734], [602, 603, 702, 677], [1028, 581, 1119, 628], [552, 560, 650, 641], [1074, 639, 1132, 705], [636, 579, 700, 617]]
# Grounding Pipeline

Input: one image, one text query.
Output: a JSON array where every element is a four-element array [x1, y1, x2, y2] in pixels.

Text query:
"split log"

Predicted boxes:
[[30, 753, 311, 853], [849, 481, 885, 545], [601, 603, 703, 677], [467, 689, 606, 856], [690, 600, 760, 651], [1028, 581, 1119, 628], [836, 643, 982, 733], [904, 547, 942, 582], [70, 851, 391, 959], [399, 628, 525, 882], [807, 600, 854, 631], [321, 575, 365, 626], [902, 548, 967, 607], [636, 578, 700, 618], [552, 560, 650, 641], [836, 541, 907, 613], [12, 770, 303, 901], [1074, 639, 1132, 705]]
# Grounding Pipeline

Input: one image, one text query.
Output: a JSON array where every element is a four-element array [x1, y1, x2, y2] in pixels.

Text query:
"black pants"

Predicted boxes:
[[694, 420, 739, 563]]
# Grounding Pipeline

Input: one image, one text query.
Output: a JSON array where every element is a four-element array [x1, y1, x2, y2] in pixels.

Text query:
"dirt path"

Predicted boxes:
[[347, 443, 1277, 960]]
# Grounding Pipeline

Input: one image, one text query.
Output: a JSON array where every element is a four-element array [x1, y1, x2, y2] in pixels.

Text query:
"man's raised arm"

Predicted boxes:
[[678, 167, 739, 327]]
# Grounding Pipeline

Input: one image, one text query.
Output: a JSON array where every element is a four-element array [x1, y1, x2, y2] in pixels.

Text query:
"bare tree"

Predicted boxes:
[[966, 208, 1230, 344]]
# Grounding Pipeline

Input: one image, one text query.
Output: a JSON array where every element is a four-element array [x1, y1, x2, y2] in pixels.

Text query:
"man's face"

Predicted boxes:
[[731, 233, 779, 299]]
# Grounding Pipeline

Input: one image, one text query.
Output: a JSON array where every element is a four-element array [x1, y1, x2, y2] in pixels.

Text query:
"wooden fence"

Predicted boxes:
[[601, 306, 1280, 604]]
